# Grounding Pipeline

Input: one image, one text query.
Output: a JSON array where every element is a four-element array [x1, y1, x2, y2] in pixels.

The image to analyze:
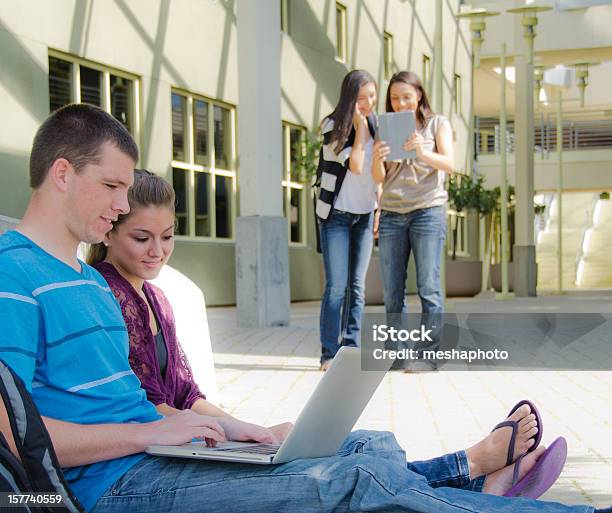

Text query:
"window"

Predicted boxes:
[[383, 32, 393, 80], [453, 74, 462, 115], [48, 57, 71, 113], [477, 129, 496, 154], [422, 54, 431, 96], [280, 0, 289, 33], [80, 66, 101, 106], [48, 52, 139, 137], [335, 2, 348, 62], [172, 90, 236, 239], [282, 123, 306, 244]]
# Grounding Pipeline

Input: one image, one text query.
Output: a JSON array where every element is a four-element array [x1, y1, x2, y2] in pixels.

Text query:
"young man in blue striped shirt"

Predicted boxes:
[[0, 104, 602, 513], [0, 104, 277, 510]]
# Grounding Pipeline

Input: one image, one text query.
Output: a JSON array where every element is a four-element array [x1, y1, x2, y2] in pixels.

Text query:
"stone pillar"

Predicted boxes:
[[556, 89, 563, 293], [434, 0, 444, 114], [235, 0, 290, 326], [513, 53, 537, 296], [434, 0, 447, 299]]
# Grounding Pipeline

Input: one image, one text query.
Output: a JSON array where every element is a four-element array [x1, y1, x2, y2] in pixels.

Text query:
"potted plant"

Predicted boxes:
[[446, 175, 495, 297], [293, 130, 321, 185], [447, 174, 473, 260]]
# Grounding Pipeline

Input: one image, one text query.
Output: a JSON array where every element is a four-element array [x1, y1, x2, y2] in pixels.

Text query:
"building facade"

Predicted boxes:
[[0, 0, 473, 305]]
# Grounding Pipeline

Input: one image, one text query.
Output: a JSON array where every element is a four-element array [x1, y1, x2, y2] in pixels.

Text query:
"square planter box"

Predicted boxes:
[[446, 259, 482, 297], [491, 262, 514, 292], [491, 262, 538, 292], [365, 254, 384, 305], [365, 256, 484, 301]]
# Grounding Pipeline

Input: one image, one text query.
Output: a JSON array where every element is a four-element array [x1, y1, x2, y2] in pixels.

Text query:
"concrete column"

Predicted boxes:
[[235, 0, 290, 327], [556, 89, 563, 293], [434, 0, 447, 299], [499, 44, 510, 297], [434, 0, 444, 114], [513, 53, 537, 296]]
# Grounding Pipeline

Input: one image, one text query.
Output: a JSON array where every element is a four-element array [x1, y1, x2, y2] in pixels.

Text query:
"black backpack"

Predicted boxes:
[[0, 358, 86, 512]]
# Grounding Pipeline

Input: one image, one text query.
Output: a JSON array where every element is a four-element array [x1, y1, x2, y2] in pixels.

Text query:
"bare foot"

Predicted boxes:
[[465, 404, 538, 478], [482, 446, 547, 495]]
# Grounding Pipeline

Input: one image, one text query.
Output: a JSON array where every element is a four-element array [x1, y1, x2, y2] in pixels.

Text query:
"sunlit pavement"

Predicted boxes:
[[207, 292, 612, 508]]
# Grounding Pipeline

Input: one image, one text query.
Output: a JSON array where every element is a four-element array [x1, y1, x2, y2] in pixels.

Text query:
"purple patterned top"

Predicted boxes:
[[95, 262, 205, 409]]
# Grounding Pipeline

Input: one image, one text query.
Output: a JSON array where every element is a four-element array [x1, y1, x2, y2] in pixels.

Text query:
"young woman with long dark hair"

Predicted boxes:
[[372, 71, 454, 369], [316, 69, 379, 370], [88, 169, 292, 441]]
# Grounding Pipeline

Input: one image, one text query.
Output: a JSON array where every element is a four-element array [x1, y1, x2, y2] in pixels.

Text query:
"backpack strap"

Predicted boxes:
[[0, 431, 30, 491], [0, 359, 85, 512]]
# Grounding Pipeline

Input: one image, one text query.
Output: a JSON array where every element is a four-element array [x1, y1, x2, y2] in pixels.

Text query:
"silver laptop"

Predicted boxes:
[[146, 347, 390, 464]]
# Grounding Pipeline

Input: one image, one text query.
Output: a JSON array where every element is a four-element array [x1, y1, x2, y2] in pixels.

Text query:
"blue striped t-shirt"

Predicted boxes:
[[0, 231, 162, 511]]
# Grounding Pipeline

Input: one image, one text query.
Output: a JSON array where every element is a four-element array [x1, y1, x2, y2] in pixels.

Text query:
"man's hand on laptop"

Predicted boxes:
[[148, 410, 227, 447]]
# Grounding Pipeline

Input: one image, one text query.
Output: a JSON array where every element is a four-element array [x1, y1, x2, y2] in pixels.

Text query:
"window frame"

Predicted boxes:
[[48, 49, 141, 142], [453, 73, 462, 115], [281, 0, 289, 33], [282, 122, 307, 246], [335, 2, 348, 63], [383, 31, 393, 80], [422, 54, 431, 96], [171, 88, 237, 242]]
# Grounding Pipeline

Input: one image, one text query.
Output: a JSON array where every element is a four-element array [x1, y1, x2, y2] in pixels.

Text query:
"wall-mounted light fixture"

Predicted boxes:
[[570, 62, 599, 108], [455, 8, 500, 68], [506, 4, 552, 64], [534, 65, 546, 109]]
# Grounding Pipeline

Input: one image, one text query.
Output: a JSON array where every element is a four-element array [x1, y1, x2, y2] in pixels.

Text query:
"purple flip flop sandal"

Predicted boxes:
[[492, 399, 544, 467], [503, 436, 567, 499]]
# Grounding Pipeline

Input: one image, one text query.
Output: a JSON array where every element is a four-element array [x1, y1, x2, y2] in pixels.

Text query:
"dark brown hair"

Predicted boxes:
[[326, 69, 377, 153], [30, 103, 139, 188], [385, 71, 434, 128], [87, 169, 175, 266]]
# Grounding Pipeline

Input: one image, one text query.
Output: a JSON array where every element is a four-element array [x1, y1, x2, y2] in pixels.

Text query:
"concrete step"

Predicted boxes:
[[536, 193, 612, 290], [579, 198, 612, 288]]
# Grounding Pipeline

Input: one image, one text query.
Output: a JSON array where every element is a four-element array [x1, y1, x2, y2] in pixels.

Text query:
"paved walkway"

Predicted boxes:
[[207, 292, 612, 509]]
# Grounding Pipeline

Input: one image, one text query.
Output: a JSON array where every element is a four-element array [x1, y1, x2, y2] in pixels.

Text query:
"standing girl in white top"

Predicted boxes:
[[315, 69, 379, 370]]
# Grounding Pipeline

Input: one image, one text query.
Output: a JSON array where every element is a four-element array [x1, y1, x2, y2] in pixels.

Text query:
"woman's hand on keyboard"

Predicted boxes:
[[217, 418, 279, 444], [267, 422, 294, 443]]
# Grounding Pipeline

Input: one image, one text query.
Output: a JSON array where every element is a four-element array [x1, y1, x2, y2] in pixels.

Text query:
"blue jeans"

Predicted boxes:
[[91, 430, 593, 513], [378, 206, 446, 316], [318, 209, 374, 363]]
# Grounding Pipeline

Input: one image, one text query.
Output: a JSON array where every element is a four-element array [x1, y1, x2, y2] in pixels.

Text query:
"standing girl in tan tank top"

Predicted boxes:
[[371, 71, 454, 371]]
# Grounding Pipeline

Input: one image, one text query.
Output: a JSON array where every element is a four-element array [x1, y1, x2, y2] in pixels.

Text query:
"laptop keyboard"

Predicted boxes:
[[215, 444, 280, 455]]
